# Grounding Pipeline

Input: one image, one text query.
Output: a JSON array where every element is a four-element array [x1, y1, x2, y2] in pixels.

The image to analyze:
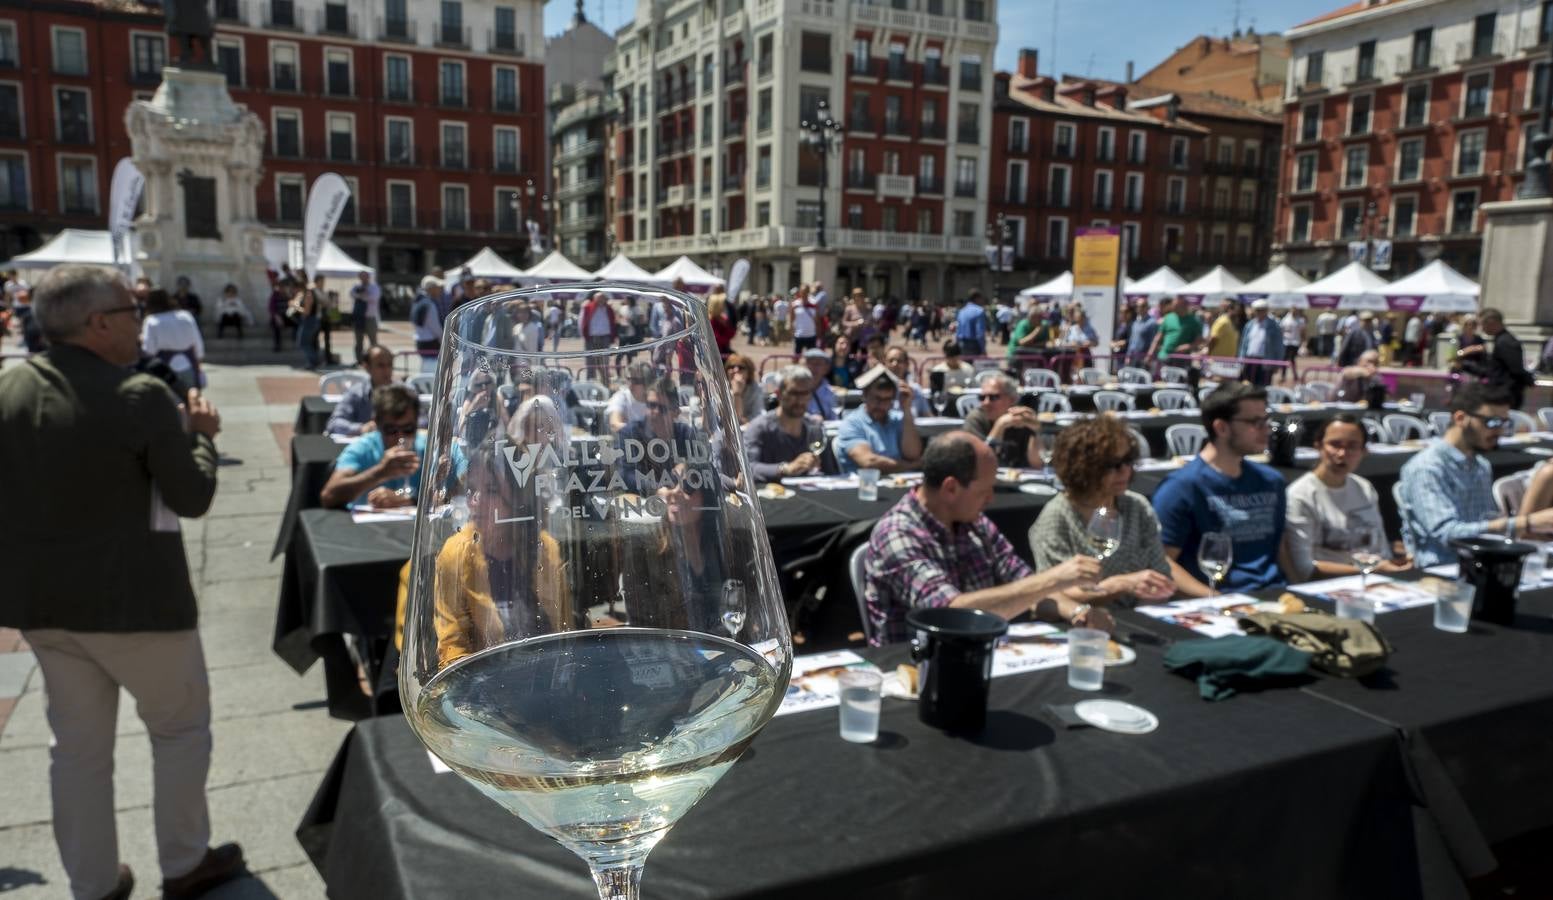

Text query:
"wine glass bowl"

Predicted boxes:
[[1086, 506, 1121, 562], [1197, 532, 1233, 596], [399, 283, 793, 899]]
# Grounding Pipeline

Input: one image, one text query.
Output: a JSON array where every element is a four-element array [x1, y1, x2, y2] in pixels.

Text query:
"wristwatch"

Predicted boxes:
[[1070, 602, 1092, 625]]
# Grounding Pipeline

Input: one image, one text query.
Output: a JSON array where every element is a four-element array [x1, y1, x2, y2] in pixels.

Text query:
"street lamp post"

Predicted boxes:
[[986, 213, 1010, 300], [800, 99, 844, 249], [523, 178, 537, 261], [1520, 45, 1553, 199]]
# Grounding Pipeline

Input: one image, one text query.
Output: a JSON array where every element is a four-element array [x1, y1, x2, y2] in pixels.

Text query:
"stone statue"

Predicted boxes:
[[164, 0, 214, 68]]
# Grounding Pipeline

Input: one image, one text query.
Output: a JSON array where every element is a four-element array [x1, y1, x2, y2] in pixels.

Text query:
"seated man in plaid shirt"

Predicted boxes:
[[862, 432, 1112, 646]]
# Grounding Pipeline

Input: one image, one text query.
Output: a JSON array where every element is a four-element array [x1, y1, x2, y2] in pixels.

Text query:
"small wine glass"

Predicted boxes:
[[1351, 530, 1384, 596], [1198, 531, 1233, 597], [400, 283, 793, 900], [1086, 506, 1120, 563], [808, 437, 826, 473]]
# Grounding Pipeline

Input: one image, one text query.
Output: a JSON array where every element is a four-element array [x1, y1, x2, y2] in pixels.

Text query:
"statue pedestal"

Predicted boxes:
[[798, 247, 838, 296], [126, 66, 270, 318], [1480, 197, 1553, 339]]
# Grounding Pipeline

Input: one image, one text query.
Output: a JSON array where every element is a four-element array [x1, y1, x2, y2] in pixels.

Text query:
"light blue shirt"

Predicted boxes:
[[1398, 439, 1499, 567], [809, 380, 839, 421], [336, 431, 428, 506], [836, 407, 905, 474], [955, 304, 987, 341]]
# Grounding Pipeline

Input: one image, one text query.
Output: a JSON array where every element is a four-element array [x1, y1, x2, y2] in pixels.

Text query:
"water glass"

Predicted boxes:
[[838, 669, 882, 743], [1409, 392, 1426, 409], [1521, 550, 1546, 590], [1335, 592, 1376, 624], [857, 468, 880, 502], [1434, 582, 1474, 633], [1067, 628, 1108, 691]]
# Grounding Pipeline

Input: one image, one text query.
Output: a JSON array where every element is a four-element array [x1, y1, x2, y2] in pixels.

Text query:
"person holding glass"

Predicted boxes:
[[616, 376, 700, 493], [1284, 413, 1410, 581], [961, 371, 1044, 469], [1028, 416, 1175, 605], [742, 365, 831, 483], [1152, 382, 1292, 595], [835, 372, 922, 475], [321, 384, 424, 509]]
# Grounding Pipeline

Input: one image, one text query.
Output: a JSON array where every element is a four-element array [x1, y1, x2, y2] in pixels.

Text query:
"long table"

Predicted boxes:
[[297, 582, 1553, 897]]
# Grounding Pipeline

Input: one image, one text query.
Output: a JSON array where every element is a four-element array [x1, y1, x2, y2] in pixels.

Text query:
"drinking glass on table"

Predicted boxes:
[[1343, 531, 1383, 622], [1198, 532, 1232, 596], [399, 284, 793, 900]]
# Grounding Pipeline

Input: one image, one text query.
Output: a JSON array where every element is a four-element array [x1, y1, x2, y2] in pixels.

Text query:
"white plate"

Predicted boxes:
[[1019, 483, 1058, 497], [1074, 699, 1159, 735]]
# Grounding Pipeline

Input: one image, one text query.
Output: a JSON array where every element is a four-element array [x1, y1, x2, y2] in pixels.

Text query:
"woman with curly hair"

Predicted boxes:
[[1028, 415, 1175, 606]]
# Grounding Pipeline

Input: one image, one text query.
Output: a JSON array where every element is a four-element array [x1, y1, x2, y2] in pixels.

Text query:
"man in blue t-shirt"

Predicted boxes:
[[955, 292, 989, 358], [322, 383, 425, 509], [1152, 382, 1290, 594], [836, 374, 922, 475]]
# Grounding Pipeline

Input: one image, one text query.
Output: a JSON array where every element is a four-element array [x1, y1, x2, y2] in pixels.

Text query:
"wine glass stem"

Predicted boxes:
[[1360, 571, 1367, 595], [590, 863, 644, 900]]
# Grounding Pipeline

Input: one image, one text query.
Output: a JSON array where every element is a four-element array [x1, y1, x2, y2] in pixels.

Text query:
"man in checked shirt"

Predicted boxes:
[[862, 432, 1111, 646]]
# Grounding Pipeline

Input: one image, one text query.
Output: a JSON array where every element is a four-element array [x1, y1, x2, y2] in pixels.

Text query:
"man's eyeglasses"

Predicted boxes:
[[1466, 412, 1511, 431], [380, 423, 418, 437], [101, 304, 143, 321]]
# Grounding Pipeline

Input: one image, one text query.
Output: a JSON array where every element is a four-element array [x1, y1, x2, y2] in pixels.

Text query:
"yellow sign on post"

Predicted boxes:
[[1072, 228, 1121, 370]]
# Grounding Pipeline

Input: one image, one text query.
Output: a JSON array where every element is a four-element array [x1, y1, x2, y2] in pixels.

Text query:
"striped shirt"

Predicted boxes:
[[1398, 439, 1498, 567], [863, 490, 1032, 646]]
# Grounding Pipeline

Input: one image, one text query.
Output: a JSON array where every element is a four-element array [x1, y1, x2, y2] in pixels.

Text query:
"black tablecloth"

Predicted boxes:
[[296, 395, 336, 436], [300, 642, 1434, 899], [272, 434, 348, 559]]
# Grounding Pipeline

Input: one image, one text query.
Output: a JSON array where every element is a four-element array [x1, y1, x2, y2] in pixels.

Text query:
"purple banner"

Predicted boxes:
[[1386, 295, 1426, 312], [1304, 294, 1341, 309]]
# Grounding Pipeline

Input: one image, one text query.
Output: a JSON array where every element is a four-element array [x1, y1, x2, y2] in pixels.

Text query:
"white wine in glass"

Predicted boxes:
[[400, 285, 793, 900], [1198, 531, 1233, 597]]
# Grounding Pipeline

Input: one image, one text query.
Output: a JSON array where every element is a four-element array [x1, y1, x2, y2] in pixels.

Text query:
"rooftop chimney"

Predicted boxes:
[[1018, 48, 1039, 79], [1125, 60, 1134, 83]]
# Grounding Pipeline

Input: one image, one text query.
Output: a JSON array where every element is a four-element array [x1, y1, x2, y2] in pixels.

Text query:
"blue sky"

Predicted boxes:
[[543, 0, 1345, 83]]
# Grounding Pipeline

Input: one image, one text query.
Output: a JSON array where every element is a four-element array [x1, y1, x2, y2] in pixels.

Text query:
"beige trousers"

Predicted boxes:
[[24, 629, 212, 899]]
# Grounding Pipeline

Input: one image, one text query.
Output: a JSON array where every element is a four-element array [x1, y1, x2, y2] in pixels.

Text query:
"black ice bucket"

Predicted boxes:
[[1450, 535, 1536, 626], [907, 607, 1008, 733]]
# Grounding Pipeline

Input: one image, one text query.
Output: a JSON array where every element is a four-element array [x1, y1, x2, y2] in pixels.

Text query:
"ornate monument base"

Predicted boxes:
[[126, 67, 270, 318], [1479, 197, 1553, 340]]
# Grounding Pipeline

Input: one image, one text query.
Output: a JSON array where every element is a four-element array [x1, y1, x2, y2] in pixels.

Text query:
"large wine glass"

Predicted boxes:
[[399, 284, 794, 900]]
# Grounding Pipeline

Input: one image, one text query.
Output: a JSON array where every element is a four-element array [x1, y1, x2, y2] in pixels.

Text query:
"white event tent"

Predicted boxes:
[[262, 236, 375, 279], [445, 246, 528, 284], [1175, 266, 1246, 307], [1122, 266, 1187, 303], [4, 229, 134, 271], [1379, 260, 1479, 313], [592, 253, 665, 283], [1017, 271, 1072, 300], [1238, 264, 1312, 309], [523, 250, 595, 283], [1298, 261, 1391, 311], [653, 256, 722, 292]]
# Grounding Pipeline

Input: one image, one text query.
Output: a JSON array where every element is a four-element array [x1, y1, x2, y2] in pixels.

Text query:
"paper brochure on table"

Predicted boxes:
[[350, 507, 417, 524], [991, 622, 1071, 676], [1134, 595, 1282, 638], [775, 651, 880, 717], [1291, 575, 1438, 614]]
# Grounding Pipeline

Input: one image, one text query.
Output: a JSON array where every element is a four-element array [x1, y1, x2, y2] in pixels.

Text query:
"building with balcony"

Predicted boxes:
[[606, 0, 999, 302], [545, 5, 613, 269], [988, 50, 1214, 283], [1273, 0, 1553, 279], [0, 0, 546, 284]]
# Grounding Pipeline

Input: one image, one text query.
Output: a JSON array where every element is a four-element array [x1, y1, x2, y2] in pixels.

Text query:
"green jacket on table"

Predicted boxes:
[[0, 344, 219, 632]]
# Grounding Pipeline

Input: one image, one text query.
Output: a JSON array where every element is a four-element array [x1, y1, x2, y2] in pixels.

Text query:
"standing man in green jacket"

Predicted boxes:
[[0, 266, 244, 900]]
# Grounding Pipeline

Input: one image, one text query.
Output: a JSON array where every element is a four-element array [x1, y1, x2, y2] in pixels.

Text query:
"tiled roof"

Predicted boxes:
[[1005, 75, 1209, 133], [1292, 0, 1417, 29]]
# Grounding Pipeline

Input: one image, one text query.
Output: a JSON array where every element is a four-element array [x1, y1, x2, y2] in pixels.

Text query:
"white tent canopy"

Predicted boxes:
[[4, 229, 132, 270], [523, 250, 595, 283], [446, 246, 528, 284], [1176, 265, 1246, 307], [1379, 260, 1479, 313], [1122, 266, 1187, 302], [654, 255, 722, 291], [1018, 271, 1072, 299], [1238, 264, 1312, 309], [591, 253, 665, 283], [1298, 261, 1392, 311], [262, 236, 374, 278]]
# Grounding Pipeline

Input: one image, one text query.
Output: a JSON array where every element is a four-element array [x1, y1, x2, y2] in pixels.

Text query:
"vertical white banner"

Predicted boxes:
[[302, 173, 352, 277], [108, 158, 145, 271], [725, 257, 751, 301]]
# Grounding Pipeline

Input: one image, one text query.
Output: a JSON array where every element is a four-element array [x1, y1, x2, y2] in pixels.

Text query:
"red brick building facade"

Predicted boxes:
[[0, 0, 546, 284]]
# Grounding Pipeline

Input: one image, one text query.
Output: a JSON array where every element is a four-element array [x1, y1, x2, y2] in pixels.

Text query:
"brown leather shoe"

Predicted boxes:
[[161, 843, 245, 899], [96, 865, 133, 900]]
